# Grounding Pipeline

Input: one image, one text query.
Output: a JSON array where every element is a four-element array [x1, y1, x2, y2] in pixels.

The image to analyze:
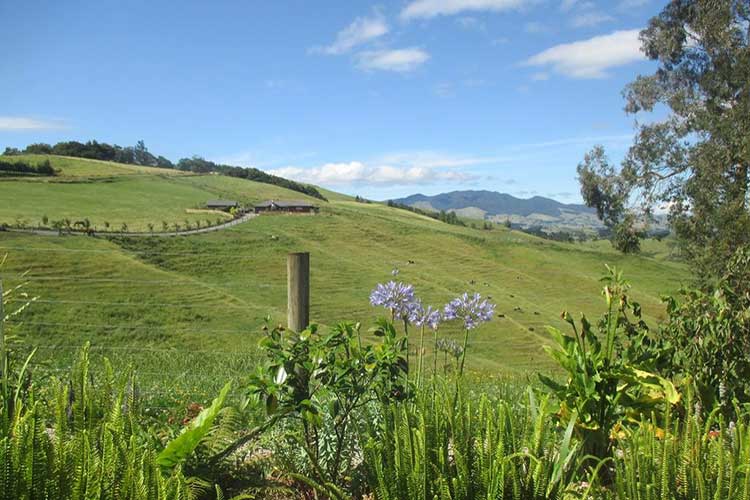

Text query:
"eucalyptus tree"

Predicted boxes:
[[578, 0, 750, 274]]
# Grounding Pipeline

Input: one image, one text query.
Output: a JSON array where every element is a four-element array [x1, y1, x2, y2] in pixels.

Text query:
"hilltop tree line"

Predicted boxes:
[[3, 140, 326, 201], [386, 200, 466, 227]]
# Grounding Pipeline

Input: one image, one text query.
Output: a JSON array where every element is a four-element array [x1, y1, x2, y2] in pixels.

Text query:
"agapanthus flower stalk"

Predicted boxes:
[[369, 281, 417, 321], [407, 301, 442, 388], [443, 292, 495, 376]]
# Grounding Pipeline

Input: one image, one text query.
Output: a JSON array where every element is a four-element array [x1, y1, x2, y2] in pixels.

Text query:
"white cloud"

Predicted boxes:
[[313, 12, 388, 55], [356, 48, 430, 72], [0, 116, 67, 131], [401, 0, 530, 20], [570, 12, 614, 28], [524, 29, 644, 78], [531, 71, 549, 81], [267, 152, 501, 186], [269, 161, 476, 186]]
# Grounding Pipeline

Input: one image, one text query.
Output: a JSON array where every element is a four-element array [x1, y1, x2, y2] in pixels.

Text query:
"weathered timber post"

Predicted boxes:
[[287, 252, 310, 332]]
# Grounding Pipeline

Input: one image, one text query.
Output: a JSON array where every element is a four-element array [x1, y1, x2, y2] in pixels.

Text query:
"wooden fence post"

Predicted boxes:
[[287, 252, 310, 332]]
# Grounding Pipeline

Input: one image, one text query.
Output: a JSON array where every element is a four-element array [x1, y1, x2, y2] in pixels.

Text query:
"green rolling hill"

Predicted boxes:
[[0, 154, 688, 396]]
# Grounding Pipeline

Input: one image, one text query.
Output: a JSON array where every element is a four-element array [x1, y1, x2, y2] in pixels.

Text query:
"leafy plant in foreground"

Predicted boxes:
[[239, 320, 409, 497], [0, 345, 199, 500], [540, 266, 679, 464], [364, 383, 584, 500]]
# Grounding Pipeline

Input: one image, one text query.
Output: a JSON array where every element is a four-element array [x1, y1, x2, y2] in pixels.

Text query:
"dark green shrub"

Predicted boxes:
[[661, 248, 750, 413]]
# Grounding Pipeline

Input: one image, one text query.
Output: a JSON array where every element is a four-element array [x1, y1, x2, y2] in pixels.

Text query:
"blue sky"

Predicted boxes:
[[1, 0, 661, 201]]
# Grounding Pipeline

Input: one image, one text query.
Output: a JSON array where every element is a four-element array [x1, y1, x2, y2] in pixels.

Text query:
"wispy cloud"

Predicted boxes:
[[434, 82, 455, 98], [618, 0, 649, 8], [268, 162, 476, 186], [524, 21, 548, 34], [356, 48, 430, 72], [0, 116, 67, 131], [375, 151, 504, 168], [266, 151, 504, 186], [456, 16, 487, 31], [569, 11, 614, 28], [312, 12, 388, 55], [546, 191, 575, 199], [401, 0, 531, 20], [524, 29, 644, 78]]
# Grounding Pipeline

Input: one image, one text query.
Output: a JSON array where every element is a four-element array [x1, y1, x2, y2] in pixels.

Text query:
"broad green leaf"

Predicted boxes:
[[157, 382, 231, 468]]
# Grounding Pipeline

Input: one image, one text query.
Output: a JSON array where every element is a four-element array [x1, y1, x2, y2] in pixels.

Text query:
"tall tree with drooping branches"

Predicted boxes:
[[578, 0, 750, 275]]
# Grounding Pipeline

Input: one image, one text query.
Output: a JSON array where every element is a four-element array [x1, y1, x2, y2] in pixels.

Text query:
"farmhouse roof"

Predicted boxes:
[[206, 199, 239, 207], [255, 199, 317, 208]]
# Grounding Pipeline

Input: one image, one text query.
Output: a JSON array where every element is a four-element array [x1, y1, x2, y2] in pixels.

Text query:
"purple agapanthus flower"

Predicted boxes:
[[370, 281, 417, 319], [408, 301, 441, 331], [443, 293, 495, 330]]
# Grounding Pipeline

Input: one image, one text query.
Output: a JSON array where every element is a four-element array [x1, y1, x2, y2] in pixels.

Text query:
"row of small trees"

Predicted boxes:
[[6, 215, 230, 234]]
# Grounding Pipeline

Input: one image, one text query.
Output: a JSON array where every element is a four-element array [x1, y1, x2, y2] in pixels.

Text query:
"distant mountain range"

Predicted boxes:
[[392, 190, 604, 232]]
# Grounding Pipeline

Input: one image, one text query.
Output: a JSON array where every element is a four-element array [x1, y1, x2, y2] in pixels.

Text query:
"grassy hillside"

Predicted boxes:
[[0, 154, 690, 401], [5, 154, 185, 177], [0, 155, 321, 231]]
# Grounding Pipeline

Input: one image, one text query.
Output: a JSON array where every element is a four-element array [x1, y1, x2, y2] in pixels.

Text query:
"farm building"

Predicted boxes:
[[206, 200, 239, 211], [254, 200, 319, 214]]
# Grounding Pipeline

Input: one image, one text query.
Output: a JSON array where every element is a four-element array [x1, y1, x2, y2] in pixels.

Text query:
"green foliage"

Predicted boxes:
[[577, 146, 642, 254], [0, 345, 198, 500], [158, 382, 231, 468], [245, 319, 409, 491], [0, 158, 55, 176], [613, 401, 750, 500], [364, 383, 586, 500], [661, 248, 750, 412], [611, 213, 642, 254], [540, 267, 678, 461], [386, 199, 467, 227]]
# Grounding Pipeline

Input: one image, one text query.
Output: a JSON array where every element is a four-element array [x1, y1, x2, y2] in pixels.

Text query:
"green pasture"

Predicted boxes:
[[0, 154, 690, 400]]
